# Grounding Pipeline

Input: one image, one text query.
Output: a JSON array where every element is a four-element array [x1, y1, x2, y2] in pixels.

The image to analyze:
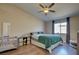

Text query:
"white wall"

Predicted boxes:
[[45, 21, 52, 34], [0, 4, 44, 37], [70, 16, 79, 43]]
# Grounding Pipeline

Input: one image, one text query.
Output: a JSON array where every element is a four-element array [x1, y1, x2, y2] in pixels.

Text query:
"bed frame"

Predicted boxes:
[[30, 32, 63, 53]]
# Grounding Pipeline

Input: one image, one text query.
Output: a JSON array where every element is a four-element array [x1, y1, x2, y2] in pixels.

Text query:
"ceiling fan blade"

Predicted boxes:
[[39, 4, 44, 8], [49, 10, 55, 12], [45, 5, 48, 8], [39, 11, 43, 12], [38, 11, 43, 13], [48, 3, 55, 8]]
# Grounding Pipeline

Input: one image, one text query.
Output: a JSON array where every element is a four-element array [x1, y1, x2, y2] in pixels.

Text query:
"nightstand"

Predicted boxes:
[[23, 37, 27, 46]]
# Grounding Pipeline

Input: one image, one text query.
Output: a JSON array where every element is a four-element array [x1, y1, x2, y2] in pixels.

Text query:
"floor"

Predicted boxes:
[[52, 44, 77, 55], [0, 44, 77, 55]]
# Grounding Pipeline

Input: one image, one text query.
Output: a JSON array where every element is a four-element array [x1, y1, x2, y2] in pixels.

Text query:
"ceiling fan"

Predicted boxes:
[[39, 3, 55, 15]]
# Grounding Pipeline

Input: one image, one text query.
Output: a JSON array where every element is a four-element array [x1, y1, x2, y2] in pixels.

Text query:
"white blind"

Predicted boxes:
[[54, 22, 67, 34]]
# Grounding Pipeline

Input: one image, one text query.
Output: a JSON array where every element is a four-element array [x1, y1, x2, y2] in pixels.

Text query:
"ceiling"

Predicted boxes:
[[14, 3, 79, 21]]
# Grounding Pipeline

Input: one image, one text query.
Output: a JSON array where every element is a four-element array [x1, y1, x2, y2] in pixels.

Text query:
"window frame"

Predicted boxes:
[[54, 22, 67, 34]]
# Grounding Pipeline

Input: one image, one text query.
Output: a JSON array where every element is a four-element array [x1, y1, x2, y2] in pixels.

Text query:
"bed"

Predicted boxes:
[[30, 32, 63, 53]]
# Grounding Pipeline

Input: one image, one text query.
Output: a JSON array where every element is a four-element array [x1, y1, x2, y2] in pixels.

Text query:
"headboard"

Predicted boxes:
[[30, 32, 44, 36], [29, 32, 44, 40]]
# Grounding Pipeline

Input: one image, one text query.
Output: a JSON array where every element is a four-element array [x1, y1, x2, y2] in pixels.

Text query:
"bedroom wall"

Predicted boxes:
[[44, 21, 52, 34], [0, 4, 44, 37], [70, 16, 79, 43]]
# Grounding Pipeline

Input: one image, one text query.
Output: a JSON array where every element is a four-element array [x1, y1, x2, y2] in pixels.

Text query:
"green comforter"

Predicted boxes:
[[38, 35, 62, 48]]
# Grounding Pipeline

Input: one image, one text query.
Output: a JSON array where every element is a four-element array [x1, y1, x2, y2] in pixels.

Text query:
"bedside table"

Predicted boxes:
[[23, 36, 32, 45], [23, 37, 27, 46]]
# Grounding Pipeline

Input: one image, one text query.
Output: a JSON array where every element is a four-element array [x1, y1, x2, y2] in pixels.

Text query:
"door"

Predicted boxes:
[[2, 22, 11, 45], [2, 22, 11, 37]]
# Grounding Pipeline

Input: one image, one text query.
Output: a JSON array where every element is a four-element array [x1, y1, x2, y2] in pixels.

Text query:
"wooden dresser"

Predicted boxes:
[[77, 31, 79, 54]]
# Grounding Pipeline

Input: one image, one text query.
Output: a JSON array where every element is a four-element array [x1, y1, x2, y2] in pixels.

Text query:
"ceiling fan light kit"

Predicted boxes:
[[43, 8, 49, 13], [39, 3, 55, 15]]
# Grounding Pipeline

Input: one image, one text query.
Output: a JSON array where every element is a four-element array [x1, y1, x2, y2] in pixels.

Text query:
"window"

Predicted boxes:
[[54, 22, 67, 34]]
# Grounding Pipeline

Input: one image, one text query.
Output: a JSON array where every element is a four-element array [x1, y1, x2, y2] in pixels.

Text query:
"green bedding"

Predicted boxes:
[[38, 35, 62, 48]]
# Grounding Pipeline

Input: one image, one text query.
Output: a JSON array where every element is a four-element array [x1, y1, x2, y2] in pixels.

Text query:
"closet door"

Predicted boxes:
[[2, 22, 11, 45], [2, 22, 11, 36]]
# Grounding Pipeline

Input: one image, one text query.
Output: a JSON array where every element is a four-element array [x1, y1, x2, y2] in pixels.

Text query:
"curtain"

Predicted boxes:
[[66, 17, 70, 44], [52, 20, 54, 34]]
